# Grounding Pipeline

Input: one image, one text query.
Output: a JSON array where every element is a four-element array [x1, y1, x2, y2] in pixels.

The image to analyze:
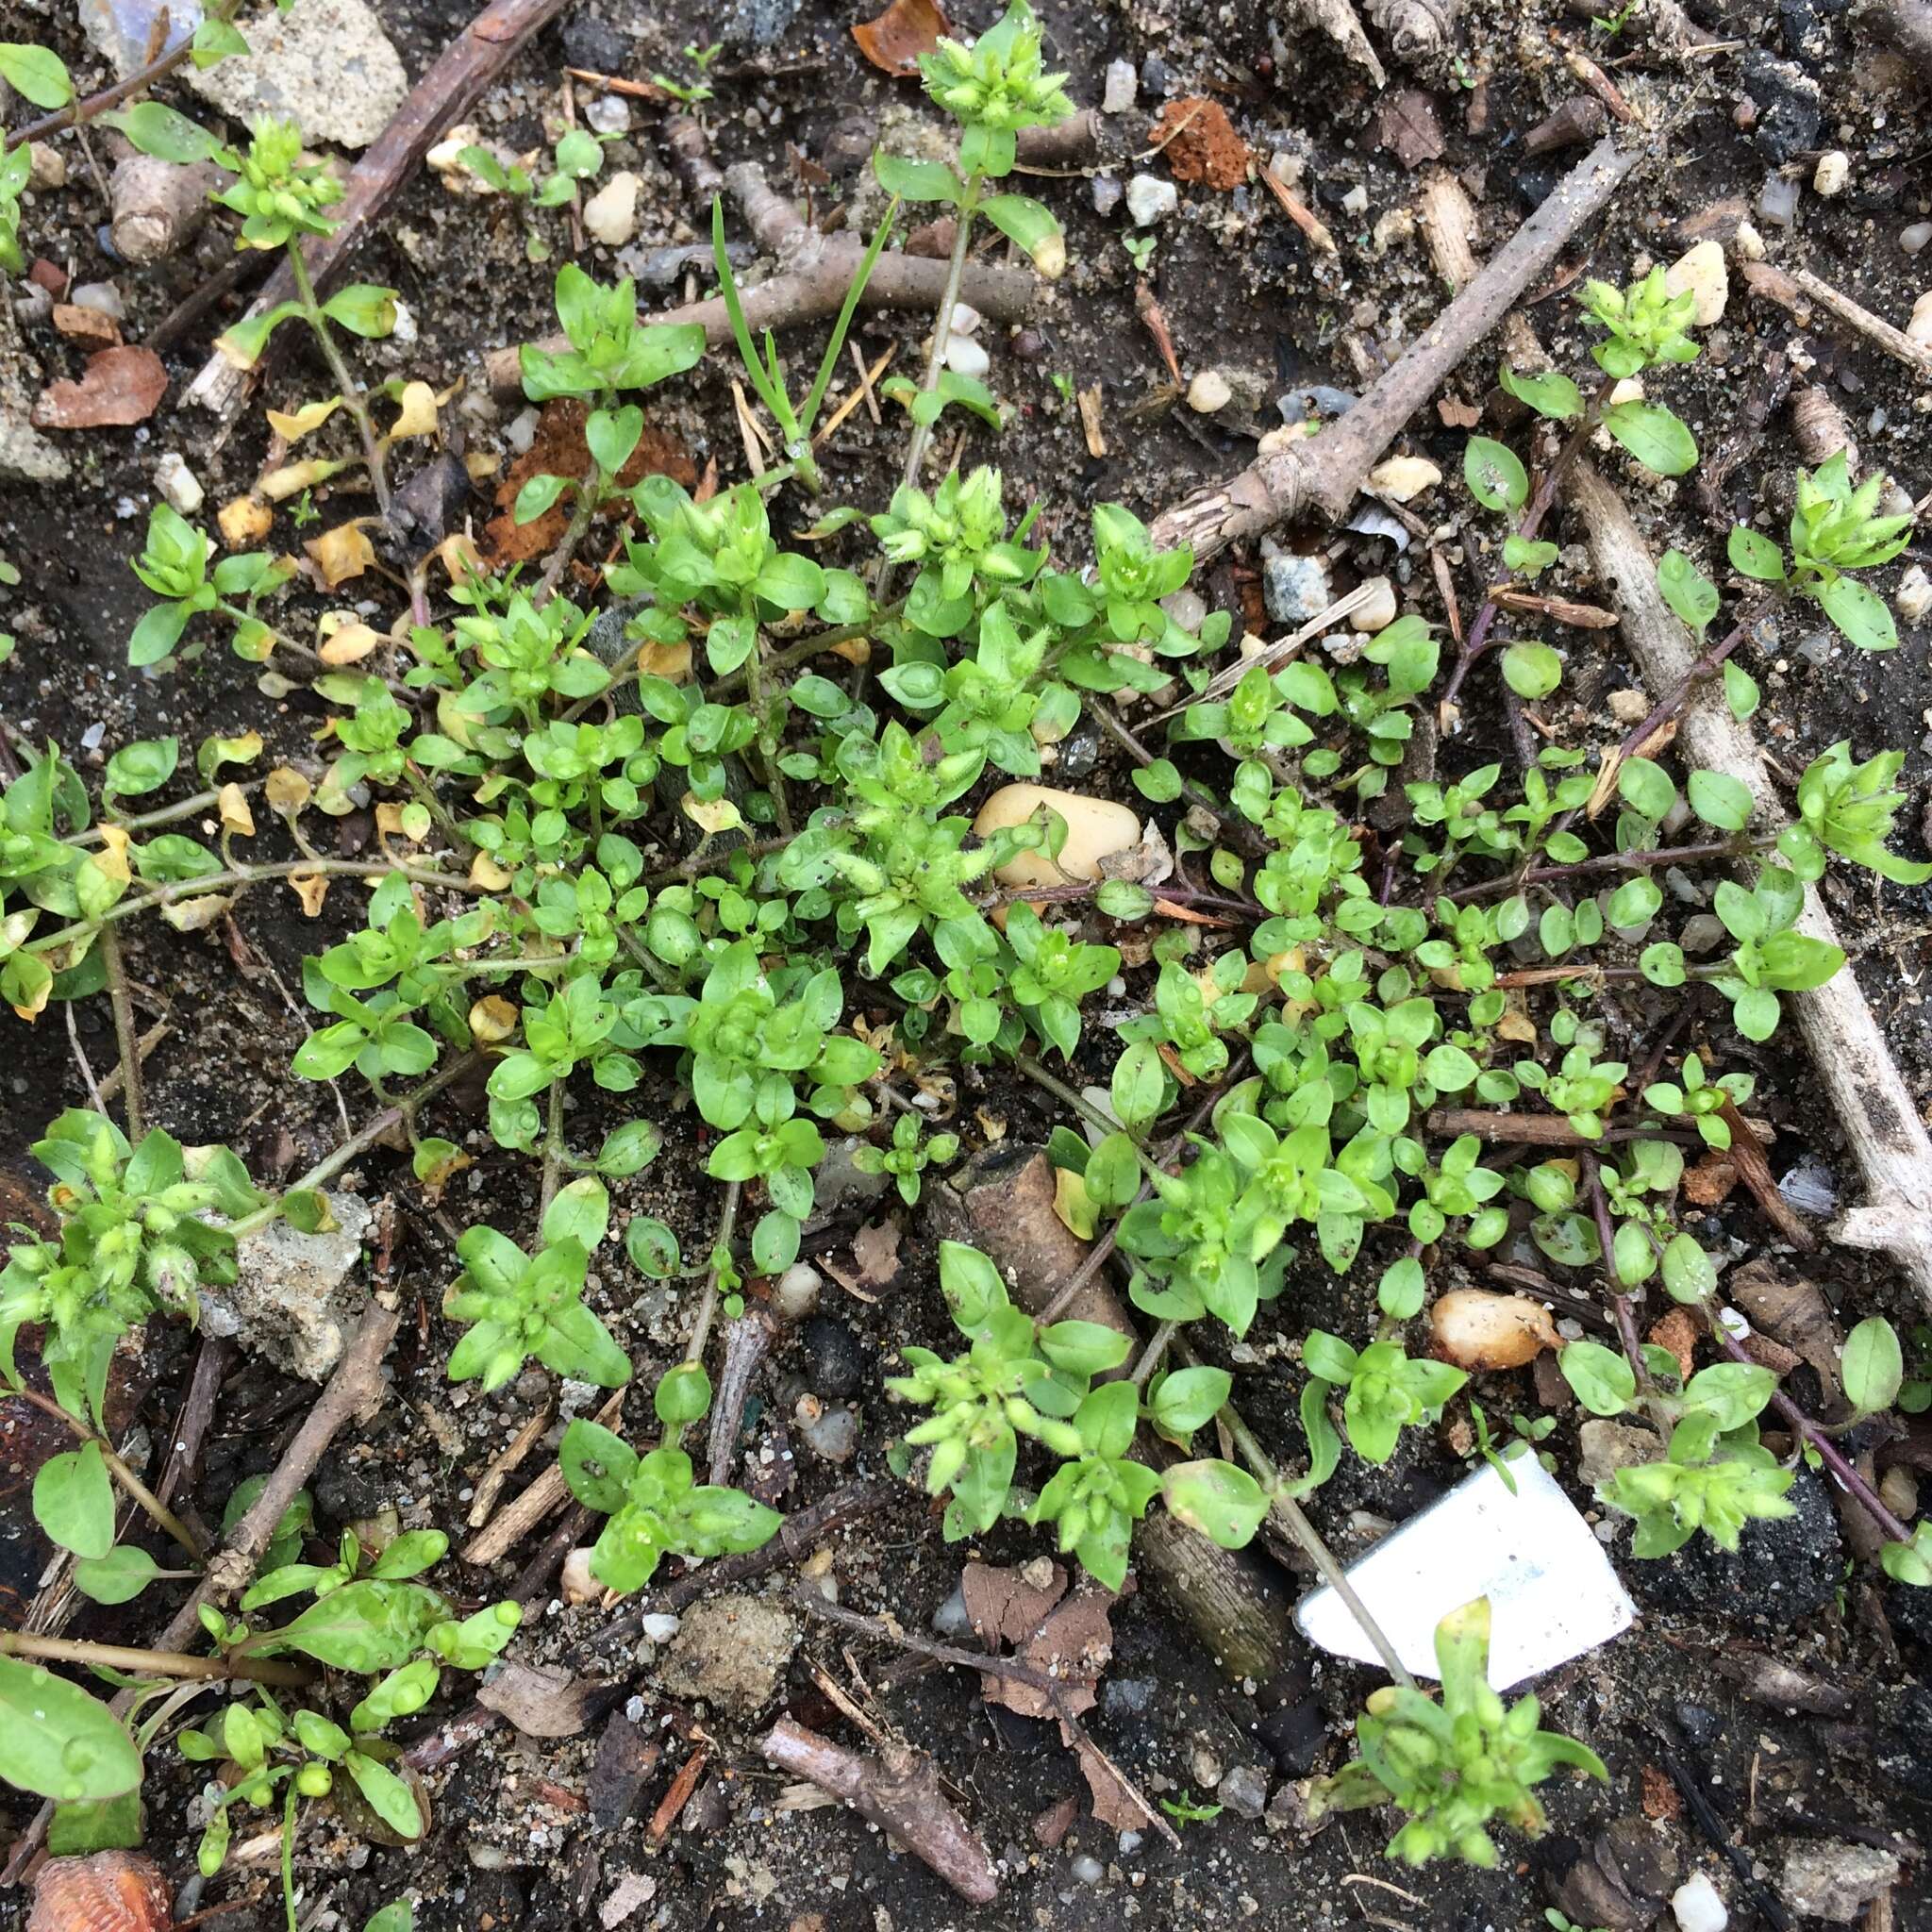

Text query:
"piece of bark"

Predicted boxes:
[[109, 154, 223, 265], [761, 1717, 999, 1904], [31, 346, 167, 428], [1368, 0, 1458, 62], [1283, 0, 1389, 85], [183, 0, 573, 425], [1147, 137, 1641, 559], [1563, 461, 1932, 1308], [483, 159, 1036, 399], [931, 1146, 1297, 1685]]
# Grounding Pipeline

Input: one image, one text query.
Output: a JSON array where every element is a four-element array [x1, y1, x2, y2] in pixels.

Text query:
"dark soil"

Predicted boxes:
[[5, 0, 1932, 1926]]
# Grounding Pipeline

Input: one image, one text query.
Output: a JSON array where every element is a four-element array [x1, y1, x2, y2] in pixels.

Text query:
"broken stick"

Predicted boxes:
[[1564, 461, 1932, 1308], [482, 158, 1036, 400], [1146, 136, 1643, 559], [761, 1717, 1000, 1904], [183, 0, 572, 426]]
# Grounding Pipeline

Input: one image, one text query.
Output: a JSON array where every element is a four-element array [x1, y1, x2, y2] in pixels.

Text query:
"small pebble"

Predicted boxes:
[[774, 1262, 822, 1320], [27, 142, 65, 191], [1278, 384, 1357, 423], [1607, 688, 1650, 724], [1902, 221, 1932, 255], [560, 1546, 599, 1605], [1812, 149, 1849, 197], [1352, 575, 1398, 632], [1665, 239, 1729, 325], [584, 93, 631, 136], [154, 452, 204, 516], [640, 1611, 681, 1642], [944, 334, 990, 379], [1187, 369, 1233, 413], [1778, 1158, 1838, 1217], [506, 407, 540, 455], [1896, 563, 1932, 623], [583, 171, 641, 247], [1341, 183, 1368, 215], [1160, 587, 1207, 630], [1261, 547, 1331, 625], [1216, 1764, 1269, 1820], [1757, 175, 1800, 227], [795, 1396, 858, 1463], [1071, 1855, 1105, 1886], [948, 302, 983, 337], [1091, 174, 1123, 217], [1671, 1870, 1727, 1932], [1909, 291, 1932, 351], [70, 281, 124, 320], [1102, 58, 1138, 113], [1124, 173, 1176, 225], [1364, 454, 1441, 502], [932, 1585, 972, 1638]]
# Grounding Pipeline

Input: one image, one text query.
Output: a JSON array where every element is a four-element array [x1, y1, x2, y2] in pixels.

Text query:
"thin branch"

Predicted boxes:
[[100, 924, 144, 1141], [11, 1386, 206, 1561]]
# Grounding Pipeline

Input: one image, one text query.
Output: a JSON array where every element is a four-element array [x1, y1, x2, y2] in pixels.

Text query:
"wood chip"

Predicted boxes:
[[51, 303, 121, 346], [1076, 384, 1107, 458]]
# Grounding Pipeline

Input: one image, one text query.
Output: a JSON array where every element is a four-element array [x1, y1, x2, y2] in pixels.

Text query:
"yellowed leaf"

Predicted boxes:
[[160, 893, 231, 932], [305, 523, 375, 590], [681, 791, 743, 837], [217, 782, 256, 837], [1052, 1165, 1099, 1241], [218, 494, 274, 548], [1496, 999, 1539, 1045], [319, 620, 382, 666], [94, 824, 132, 884], [638, 639, 692, 681], [288, 874, 329, 917], [266, 395, 342, 441], [264, 457, 350, 503], [434, 531, 482, 583], [469, 994, 518, 1042], [469, 851, 512, 890], [265, 766, 311, 815], [463, 450, 500, 483], [391, 380, 439, 440]]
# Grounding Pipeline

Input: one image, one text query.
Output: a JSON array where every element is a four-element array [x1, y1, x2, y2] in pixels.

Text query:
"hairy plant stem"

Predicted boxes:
[[899, 187, 978, 492], [535, 458, 605, 607], [286, 244, 391, 517], [100, 923, 144, 1141], [1179, 1339, 1417, 1690], [0, 1628, 311, 1687], [1446, 830, 1782, 905], [1700, 1306, 1913, 1544], [13, 1385, 206, 1560], [1583, 1155, 1664, 1416], [228, 1053, 477, 1239], [538, 1076, 567, 1215], [683, 1179, 742, 1377], [1439, 375, 1614, 719]]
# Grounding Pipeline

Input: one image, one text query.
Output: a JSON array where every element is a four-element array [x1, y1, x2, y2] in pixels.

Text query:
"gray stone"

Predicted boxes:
[[1261, 548, 1331, 626], [204, 1191, 374, 1382], [1102, 59, 1138, 113], [657, 1596, 798, 1713], [1124, 174, 1176, 225], [1778, 1840, 1898, 1923], [1216, 1763, 1270, 1820], [79, 0, 407, 150], [1577, 1421, 1659, 1489], [804, 1136, 891, 1230]]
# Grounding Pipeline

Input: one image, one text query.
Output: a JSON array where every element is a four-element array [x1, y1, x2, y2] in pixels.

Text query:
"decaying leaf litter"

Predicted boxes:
[[4, 0, 1932, 1924]]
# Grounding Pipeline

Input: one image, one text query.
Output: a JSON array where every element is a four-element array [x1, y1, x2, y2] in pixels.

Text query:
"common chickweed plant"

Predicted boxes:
[[0, 0, 1928, 1882]]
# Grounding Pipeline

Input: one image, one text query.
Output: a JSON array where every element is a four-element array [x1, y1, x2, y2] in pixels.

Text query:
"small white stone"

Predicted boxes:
[[640, 1611, 681, 1642], [1758, 175, 1800, 227], [1124, 173, 1177, 225], [974, 783, 1141, 890], [1352, 575, 1398, 632], [154, 453, 204, 516], [27, 142, 66, 191], [1909, 291, 1932, 352], [1607, 687, 1651, 724], [1071, 1855, 1105, 1886], [1187, 369, 1233, 413], [1902, 222, 1932, 256], [560, 1547, 600, 1605], [583, 170, 641, 247], [1102, 58, 1138, 114], [944, 334, 990, 379], [388, 298, 417, 348], [775, 1262, 822, 1320], [1897, 563, 1932, 624], [506, 407, 540, 455], [1341, 183, 1368, 216], [1671, 1870, 1728, 1932], [1733, 220, 1766, 262], [1812, 150, 1850, 197], [71, 281, 124, 321], [585, 93, 631, 136], [1364, 454, 1441, 502], [947, 302, 983, 336], [1664, 239, 1728, 326]]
